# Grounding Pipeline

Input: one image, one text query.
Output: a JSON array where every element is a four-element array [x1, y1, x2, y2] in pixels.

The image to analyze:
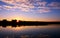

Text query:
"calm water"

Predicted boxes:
[[0, 25, 60, 38]]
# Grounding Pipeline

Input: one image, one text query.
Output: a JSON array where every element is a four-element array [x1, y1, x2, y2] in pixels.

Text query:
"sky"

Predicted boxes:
[[0, 0, 60, 21]]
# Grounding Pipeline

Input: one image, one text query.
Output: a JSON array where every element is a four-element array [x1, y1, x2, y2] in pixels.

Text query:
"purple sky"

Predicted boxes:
[[0, 0, 60, 21]]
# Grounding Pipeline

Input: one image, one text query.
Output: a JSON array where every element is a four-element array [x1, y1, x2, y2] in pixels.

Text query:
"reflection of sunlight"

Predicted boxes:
[[12, 26, 26, 31], [0, 25, 60, 32], [6, 36, 9, 38], [20, 35, 29, 38], [0, 25, 60, 38], [12, 17, 24, 21], [14, 27, 22, 31], [6, 26, 12, 28], [0, 26, 2, 28]]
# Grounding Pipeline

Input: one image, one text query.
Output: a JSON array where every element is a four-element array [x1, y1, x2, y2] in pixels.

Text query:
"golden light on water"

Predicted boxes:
[[0, 25, 59, 31]]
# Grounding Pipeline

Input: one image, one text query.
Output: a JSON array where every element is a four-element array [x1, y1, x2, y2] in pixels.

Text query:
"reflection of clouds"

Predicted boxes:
[[0, 25, 60, 38], [0, 25, 60, 34], [39, 34, 49, 38], [4, 34, 49, 38], [6, 26, 12, 28], [0, 0, 60, 13], [20, 35, 29, 38]]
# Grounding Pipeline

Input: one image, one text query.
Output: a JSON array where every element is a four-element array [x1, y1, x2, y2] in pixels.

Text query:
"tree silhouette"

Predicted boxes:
[[11, 19, 17, 25]]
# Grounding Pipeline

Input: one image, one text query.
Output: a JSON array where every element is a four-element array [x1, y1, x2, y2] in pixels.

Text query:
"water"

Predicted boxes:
[[0, 25, 60, 38]]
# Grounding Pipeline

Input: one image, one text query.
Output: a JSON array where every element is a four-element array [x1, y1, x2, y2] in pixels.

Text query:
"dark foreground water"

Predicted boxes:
[[0, 25, 60, 38]]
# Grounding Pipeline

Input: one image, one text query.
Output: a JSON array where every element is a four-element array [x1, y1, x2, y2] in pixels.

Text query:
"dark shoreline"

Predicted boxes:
[[0, 20, 60, 27], [0, 19, 60, 27]]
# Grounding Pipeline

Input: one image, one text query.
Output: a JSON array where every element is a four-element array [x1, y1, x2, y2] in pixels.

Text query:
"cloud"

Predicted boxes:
[[2, 0, 15, 4], [37, 1, 47, 7], [1, 0, 60, 13], [1, 0, 35, 11], [15, 0, 28, 3], [0, 6, 2, 10], [48, 2, 60, 9], [4, 5, 12, 9], [0, 5, 2, 8], [38, 8, 51, 13], [48, 2, 60, 7]]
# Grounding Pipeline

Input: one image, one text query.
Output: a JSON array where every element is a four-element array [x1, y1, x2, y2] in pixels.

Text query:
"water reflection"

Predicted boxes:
[[0, 25, 60, 38]]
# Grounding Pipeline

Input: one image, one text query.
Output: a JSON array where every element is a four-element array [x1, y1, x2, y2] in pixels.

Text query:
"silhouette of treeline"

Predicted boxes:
[[0, 19, 60, 26]]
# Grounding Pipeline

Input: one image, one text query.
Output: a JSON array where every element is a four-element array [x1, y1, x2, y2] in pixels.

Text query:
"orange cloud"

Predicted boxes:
[[4, 5, 12, 9], [15, 0, 28, 3], [2, 0, 15, 4]]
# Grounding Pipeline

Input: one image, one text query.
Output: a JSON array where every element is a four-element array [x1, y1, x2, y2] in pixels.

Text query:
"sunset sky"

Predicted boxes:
[[0, 0, 60, 21]]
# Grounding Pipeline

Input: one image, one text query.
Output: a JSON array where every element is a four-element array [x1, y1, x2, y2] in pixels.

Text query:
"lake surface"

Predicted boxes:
[[0, 24, 60, 38]]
